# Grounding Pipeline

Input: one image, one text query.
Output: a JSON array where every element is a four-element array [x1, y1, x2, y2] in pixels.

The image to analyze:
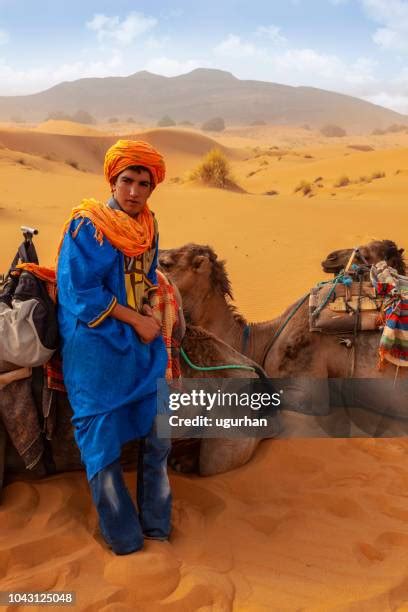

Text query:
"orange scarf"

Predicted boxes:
[[59, 198, 154, 258], [17, 198, 155, 283]]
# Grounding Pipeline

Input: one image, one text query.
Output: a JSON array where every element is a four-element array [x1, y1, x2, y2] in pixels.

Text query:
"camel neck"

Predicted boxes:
[[189, 289, 280, 365]]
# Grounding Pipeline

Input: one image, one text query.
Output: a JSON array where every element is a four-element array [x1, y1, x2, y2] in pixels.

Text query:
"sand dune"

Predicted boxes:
[[0, 126, 233, 179], [33, 120, 106, 137], [2, 440, 408, 610], [1, 124, 408, 610]]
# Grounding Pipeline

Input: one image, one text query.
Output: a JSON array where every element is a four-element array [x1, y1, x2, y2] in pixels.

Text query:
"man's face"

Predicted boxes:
[[112, 168, 152, 217]]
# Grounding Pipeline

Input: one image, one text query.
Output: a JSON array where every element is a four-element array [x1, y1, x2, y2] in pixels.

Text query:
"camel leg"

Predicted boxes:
[[199, 438, 260, 476]]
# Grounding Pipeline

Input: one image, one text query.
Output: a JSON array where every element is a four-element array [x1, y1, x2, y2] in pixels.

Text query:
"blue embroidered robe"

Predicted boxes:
[[57, 210, 167, 481]]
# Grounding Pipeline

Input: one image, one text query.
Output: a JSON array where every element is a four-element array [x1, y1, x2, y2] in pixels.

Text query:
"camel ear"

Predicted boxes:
[[400, 248, 405, 254], [191, 254, 210, 271]]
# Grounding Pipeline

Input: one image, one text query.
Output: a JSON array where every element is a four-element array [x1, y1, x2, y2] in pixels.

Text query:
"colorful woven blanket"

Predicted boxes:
[[152, 270, 183, 380], [370, 261, 408, 366]]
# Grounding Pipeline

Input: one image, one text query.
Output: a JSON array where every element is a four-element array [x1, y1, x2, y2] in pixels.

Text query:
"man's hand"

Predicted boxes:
[[133, 314, 161, 343], [111, 301, 161, 343]]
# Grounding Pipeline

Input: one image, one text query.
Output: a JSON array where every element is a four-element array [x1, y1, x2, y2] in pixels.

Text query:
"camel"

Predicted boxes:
[[1, 324, 268, 493], [322, 239, 405, 275], [159, 242, 408, 438]]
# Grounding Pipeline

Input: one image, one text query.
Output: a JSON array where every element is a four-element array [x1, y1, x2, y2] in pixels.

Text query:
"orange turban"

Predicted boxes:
[[104, 139, 166, 188]]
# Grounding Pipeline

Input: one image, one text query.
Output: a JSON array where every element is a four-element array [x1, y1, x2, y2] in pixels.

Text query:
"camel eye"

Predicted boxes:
[[159, 259, 173, 270]]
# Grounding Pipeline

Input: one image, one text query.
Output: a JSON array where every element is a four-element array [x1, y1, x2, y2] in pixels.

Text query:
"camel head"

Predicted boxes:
[[321, 240, 406, 275], [159, 244, 233, 320]]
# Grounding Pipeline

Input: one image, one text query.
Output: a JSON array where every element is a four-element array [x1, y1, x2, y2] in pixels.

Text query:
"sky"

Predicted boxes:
[[1, 0, 408, 114]]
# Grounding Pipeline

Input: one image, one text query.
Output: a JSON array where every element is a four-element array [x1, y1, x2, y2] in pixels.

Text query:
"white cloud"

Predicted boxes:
[[361, 0, 408, 51], [269, 48, 377, 89], [255, 25, 287, 45], [365, 91, 408, 113], [86, 11, 157, 45], [0, 51, 126, 95], [0, 29, 9, 45], [144, 56, 207, 76], [214, 34, 259, 58]]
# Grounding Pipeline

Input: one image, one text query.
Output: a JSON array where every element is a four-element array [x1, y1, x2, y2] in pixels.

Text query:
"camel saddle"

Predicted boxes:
[[309, 280, 384, 333]]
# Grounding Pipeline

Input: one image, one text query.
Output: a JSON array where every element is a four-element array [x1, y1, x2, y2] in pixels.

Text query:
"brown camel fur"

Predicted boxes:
[[159, 243, 408, 437]]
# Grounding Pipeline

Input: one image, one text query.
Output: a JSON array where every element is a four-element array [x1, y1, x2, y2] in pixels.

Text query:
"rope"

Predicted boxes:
[[312, 273, 352, 320], [269, 292, 310, 346], [260, 272, 355, 367], [180, 346, 257, 373]]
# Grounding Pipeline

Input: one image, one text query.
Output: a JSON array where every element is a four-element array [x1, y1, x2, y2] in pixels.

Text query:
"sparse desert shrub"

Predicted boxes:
[[127, 117, 136, 123], [46, 111, 72, 121], [250, 120, 266, 126], [108, 117, 119, 124], [314, 176, 323, 183], [358, 175, 371, 183], [348, 145, 374, 152], [371, 170, 386, 179], [169, 176, 182, 184], [320, 124, 347, 137], [246, 170, 258, 177], [66, 159, 79, 170], [191, 149, 233, 188], [334, 175, 350, 187], [264, 190, 279, 196], [16, 158, 26, 165], [302, 124, 311, 131], [178, 120, 194, 126], [201, 117, 225, 132], [259, 159, 269, 166], [294, 180, 312, 196], [304, 154, 314, 159], [72, 110, 96, 125], [386, 124, 406, 133], [371, 128, 385, 136], [46, 110, 96, 124], [157, 115, 176, 127]]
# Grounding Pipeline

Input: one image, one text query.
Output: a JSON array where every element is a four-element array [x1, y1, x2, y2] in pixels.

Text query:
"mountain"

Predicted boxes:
[[0, 68, 406, 132]]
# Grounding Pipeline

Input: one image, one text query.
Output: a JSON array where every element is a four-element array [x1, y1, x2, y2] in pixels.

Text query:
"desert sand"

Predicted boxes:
[[1, 122, 408, 610]]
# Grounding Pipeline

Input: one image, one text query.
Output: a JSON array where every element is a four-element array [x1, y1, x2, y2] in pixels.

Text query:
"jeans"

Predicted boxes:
[[89, 421, 172, 555]]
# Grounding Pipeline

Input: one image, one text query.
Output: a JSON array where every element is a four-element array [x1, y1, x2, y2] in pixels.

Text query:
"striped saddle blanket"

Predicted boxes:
[[370, 261, 408, 367]]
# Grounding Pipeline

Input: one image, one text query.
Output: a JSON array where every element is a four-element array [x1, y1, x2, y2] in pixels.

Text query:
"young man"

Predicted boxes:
[[57, 140, 171, 555]]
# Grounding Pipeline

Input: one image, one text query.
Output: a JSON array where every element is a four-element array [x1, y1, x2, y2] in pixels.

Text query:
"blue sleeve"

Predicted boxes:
[[57, 218, 118, 327]]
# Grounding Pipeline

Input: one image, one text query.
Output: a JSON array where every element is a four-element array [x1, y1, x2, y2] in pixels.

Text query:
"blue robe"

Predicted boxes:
[[57, 215, 168, 481]]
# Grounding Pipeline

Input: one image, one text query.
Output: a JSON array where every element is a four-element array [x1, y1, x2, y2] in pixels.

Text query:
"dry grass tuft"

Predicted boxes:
[[191, 149, 236, 189], [334, 175, 350, 188], [371, 170, 386, 180], [294, 180, 312, 196]]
